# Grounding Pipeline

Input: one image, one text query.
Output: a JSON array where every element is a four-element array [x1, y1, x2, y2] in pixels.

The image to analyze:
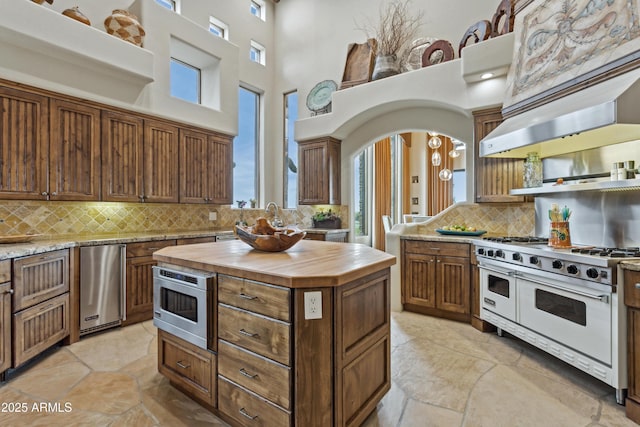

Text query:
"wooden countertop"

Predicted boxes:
[[153, 239, 396, 288]]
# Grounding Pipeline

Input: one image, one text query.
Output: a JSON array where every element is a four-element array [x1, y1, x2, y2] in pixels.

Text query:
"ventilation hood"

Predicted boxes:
[[480, 70, 640, 158]]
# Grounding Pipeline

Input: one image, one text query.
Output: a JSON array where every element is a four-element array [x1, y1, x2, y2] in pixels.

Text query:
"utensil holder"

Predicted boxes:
[[549, 221, 571, 247]]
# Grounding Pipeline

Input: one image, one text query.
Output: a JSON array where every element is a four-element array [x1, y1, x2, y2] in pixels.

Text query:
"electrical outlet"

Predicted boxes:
[[304, 291, 322, 320], [209, 211, 217, 221]]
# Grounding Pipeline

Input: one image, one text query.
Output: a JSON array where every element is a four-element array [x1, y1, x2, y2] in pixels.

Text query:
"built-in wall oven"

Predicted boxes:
[[153, 266, 215, 350], [477, 239, 630, 404]]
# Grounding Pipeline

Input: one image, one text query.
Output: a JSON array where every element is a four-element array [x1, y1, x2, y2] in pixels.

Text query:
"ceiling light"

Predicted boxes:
[[428, 136, 442, 149], [480, 72, 494, 80], [431, 150, 441, 166], [439, 168, 452, 181], [448, 149, 460, 158]]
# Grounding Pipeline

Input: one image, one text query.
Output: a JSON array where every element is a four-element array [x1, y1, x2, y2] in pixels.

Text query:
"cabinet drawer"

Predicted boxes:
[[158, 330, 216, 407], [218, 376, 291, 427], [126, 240, 176, 258], [218, 275, 291, 322], [218, 340, 291, 410], [13, 293, 69, 367], [625, 269, 640, 308], [13, 249, 69, 311], [218, 304, 290, 366], [0, 260, 10, 282], [176, 236, 216, 245], [403, 240, 469, 257]]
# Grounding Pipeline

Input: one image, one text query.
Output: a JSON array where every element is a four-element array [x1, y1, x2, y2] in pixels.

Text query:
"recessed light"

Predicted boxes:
[[480, 72, 494, 80]]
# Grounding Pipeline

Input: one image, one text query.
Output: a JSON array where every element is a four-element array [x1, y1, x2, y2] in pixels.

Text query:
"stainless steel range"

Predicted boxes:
[[476, 237, 638, 404]]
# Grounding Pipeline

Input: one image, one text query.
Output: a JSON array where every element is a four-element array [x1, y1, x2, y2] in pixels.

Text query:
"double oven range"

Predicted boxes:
[[476, 237, 640, 404]]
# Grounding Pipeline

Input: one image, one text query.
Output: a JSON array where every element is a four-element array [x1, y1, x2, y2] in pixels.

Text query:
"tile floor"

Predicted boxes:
[[0, 312, 636, 426]]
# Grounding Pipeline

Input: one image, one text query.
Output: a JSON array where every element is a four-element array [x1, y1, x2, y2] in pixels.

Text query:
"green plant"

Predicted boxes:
[[312, 209, 340, 222]]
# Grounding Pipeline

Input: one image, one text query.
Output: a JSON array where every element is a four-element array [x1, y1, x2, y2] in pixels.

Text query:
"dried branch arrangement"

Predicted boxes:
[[357, 0, 423, 58]]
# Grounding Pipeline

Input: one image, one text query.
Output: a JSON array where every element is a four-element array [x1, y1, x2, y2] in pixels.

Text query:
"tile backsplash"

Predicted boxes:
[[0, 201, 350, 237]]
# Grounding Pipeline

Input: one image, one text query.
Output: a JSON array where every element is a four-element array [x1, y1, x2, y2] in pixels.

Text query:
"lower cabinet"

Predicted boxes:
[[625, 268, 640, 423], [402, 240, 471, 322], [0, 260, 12, 375], [304, 231, 349, 243], [11, 250, 70, 367], [124, 240, 176, 326], [158, 329, 216, 408]]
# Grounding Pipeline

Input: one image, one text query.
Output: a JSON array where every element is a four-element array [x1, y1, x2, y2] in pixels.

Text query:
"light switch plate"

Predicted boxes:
[[304, 291, 322, 320]]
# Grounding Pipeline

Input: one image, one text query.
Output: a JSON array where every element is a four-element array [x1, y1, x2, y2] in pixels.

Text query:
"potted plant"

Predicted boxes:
[[358, 0, 423, 80], [312, 209, 342, 229]]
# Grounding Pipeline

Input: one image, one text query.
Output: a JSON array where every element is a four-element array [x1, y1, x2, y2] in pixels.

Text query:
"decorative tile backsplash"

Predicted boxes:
[[416, 202, 535, 236], [0, 201, 350, 237]]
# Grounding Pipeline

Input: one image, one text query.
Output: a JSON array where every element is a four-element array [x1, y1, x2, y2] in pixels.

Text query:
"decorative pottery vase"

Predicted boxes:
[[104, 9, 145, 47], [62, 6, 91, 26], [32, 0, 54, 4], [371, 54, 400, 80]]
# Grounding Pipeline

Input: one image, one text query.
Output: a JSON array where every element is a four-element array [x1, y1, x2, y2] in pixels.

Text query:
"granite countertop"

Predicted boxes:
[[0, 228, 234, 260], [621, 260, 640, 271], [303, 228, 350, 234], [400, 232, 499, 244]]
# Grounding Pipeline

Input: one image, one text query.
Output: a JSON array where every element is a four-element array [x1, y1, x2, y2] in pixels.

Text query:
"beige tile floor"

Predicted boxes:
[[0, 312, 636, 426]]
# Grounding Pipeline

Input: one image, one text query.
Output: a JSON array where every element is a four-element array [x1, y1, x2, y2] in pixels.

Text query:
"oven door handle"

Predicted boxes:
[[522, 276, 610, 303], [478, 264, 515, 276]]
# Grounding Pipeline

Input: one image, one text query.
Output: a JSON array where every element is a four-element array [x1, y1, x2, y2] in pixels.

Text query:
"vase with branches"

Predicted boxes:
[[358, 0, 423, 80]]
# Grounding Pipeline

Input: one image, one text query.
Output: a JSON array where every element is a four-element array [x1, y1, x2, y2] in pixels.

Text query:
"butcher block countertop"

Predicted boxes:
[[153, 239, 396, 288]]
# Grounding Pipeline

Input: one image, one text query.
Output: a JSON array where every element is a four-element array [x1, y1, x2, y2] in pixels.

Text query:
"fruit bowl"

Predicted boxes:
[[234, 218, 306, 252]]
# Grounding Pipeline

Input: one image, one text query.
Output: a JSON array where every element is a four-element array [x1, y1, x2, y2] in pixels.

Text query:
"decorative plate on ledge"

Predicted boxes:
[[435, 229, 487, 236]]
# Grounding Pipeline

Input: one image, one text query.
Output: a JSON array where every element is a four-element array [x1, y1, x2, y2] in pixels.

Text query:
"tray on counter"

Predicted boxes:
[[435, 229, 487, 236]]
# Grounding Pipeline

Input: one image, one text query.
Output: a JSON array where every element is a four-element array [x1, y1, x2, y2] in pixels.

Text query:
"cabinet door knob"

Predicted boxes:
[[635, 283, 640, 289], [41, 191, 48, 196], [3, 289, 13, 295], [51, 192, 57, 196]]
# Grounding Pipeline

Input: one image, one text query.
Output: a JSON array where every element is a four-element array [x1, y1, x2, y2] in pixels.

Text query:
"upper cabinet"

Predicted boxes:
[[143, 120, 179, 203], [0, 86, 48, 200], [50, 99, 102, 201], [473, 107, 525, 203], [298, 137, 341, 205], [179, 128, 233, 205]]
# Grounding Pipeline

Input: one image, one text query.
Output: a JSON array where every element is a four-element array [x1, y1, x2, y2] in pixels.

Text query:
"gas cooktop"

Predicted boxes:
[[570, 247, 640, 258]]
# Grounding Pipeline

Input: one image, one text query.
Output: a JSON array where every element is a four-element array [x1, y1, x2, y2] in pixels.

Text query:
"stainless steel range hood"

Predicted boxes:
[[480, 70, 640, 158]]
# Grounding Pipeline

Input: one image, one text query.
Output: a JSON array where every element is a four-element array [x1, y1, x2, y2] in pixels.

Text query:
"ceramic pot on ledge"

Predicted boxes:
[[104, 9, 146, 47], [372, 54, 400, 80]]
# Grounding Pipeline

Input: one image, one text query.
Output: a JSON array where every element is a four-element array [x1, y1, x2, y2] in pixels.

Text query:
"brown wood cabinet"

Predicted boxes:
[[0, 260, 12, 376], [473, 107, 525, 202], [102, 112, 179, 203], [158, 329, 216, 408], [0, 86, 48, 200], [298, 137, 341, 205], [11, 250, 70, 367], [124, 240, 176, 326], [402, 240, 471, 322], [50, 99, 102, 201], [179, 129, 233, 204], [625, 268, 640, 423]]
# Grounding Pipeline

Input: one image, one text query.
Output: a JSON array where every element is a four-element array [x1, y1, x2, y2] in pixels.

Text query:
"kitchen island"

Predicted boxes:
[[153, 239, 396, 427]]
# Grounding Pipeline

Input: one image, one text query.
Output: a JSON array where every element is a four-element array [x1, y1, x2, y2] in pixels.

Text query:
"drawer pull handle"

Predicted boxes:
[[176, 361, 191, 369], [39, 304, 54, 312], [239, 329, 260, 339], [239, 407, 258, 420], [635, 283, 640, 289], [239, 293, 258, 300], [147, 247, 159, 251], [239, 368, 258, 379]]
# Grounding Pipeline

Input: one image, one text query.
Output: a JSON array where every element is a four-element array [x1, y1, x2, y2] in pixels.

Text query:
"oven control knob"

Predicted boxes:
[[495, 250, 504, 258], [478, 248, 485, 255], [512, 253, 522, 261], [529, 256, 539, 265], [586, 267, 599, 279], [552, 260, 563, 269], [567, 264, 579, 275], [487, 250, 494, 257]]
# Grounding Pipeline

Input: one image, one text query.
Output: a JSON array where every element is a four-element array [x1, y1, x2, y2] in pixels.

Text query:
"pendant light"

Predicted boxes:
[[448, 149, 460, 158], [431, 150, 441, 166], [428, 135, 442, 149], [439, 168, 452, 181]]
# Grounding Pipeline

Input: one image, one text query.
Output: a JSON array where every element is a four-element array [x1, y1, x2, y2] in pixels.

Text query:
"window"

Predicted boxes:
[[209, 16, 229, 40], [353, 149, 372, 242], [234, 87, 260, 203], [250, 0, 265, 20], [250, 41, 266, 65], [284, 91, 298, 208], [156, 0, 179, 12], [170, 58, 200, 104]]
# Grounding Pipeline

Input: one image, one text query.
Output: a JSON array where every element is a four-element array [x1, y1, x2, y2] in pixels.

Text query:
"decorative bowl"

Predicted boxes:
[[235, 218, 306, 252]]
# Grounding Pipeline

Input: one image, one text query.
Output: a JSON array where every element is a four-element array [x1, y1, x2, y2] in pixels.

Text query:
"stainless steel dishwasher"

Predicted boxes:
[[80, 244, 126, 335]]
